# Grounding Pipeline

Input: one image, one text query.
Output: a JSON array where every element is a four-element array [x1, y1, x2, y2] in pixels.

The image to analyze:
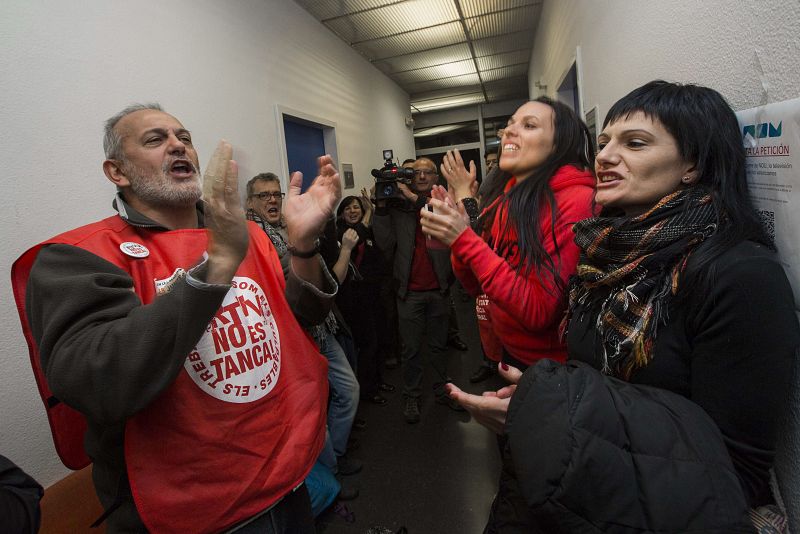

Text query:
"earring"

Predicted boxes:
[[681, 176, 691, 183]]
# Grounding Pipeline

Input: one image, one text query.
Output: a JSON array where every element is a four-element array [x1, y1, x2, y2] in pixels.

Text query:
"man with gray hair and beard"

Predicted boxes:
[[12, 104, 340, 532]]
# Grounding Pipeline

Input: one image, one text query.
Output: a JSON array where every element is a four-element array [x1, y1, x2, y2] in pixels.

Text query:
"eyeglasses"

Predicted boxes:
[[414, 170, 437, 177], [251, 192, 284, 200]]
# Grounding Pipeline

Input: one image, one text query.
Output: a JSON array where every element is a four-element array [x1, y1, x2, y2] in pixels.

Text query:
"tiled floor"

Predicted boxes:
[[316, 289, 506, 534]]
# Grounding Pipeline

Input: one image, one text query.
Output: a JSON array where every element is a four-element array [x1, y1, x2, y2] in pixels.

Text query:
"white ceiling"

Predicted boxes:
[[294, 0, 541, 114]]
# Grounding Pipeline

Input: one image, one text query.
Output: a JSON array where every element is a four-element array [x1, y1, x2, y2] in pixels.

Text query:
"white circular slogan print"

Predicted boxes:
[[185, 276, 281, 403]]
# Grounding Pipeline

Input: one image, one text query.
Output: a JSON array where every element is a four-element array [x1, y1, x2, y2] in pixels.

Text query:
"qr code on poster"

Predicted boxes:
[[757, 209, 775, 247]]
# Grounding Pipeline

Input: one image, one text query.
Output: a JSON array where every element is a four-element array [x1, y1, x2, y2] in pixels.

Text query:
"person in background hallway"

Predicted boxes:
[[246, 171, 289, 257], [485, 150, 498, 171], [399, 158, 469, 356], [449, 81, 799, 532], [0, 455, 43, 534], [15, 104, 339, 532], [335, 192, 396, 405], [421, 97, 595, 532], [246, 172, 363, 482], [373, 157, 462, 424], [446, 290, 469, 352], [479, 138, 502, 198]]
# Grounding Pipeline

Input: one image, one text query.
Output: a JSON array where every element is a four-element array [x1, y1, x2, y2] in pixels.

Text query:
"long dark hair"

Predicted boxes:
[[480, 96, 594, 290], [603, 81, 767, 296]]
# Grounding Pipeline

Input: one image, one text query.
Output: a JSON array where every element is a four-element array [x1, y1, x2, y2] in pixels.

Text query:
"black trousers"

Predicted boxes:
[[228, 484, 315, 534]]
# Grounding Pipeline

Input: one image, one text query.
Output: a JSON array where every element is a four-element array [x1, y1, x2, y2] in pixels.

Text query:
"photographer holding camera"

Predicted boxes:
[[372, 157, 460, 424]]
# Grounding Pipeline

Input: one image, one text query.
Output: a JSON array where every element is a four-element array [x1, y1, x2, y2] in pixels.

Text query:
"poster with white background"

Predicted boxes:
[[737, 98, 800, 311]]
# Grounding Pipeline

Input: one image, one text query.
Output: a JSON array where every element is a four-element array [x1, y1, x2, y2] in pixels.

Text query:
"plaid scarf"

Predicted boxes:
[[565, 187, 717, 379], [246, 209, 288, 256]]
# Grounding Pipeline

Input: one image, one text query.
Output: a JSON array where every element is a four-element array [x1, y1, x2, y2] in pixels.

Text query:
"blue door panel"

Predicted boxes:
[[284, 119, 325, 192]]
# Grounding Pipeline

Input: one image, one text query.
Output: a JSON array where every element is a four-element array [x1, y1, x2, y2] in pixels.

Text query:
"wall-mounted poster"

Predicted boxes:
[[342, 163, 355, 189], [736, 97, 800, 311]]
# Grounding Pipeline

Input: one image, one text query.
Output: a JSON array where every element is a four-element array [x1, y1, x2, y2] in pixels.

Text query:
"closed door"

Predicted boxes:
[[284, 118, 325, 192]]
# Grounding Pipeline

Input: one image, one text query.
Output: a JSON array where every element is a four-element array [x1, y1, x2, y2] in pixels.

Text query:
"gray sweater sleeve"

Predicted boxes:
[[284, 256, 338, 327], [26, 244, 230, 425]]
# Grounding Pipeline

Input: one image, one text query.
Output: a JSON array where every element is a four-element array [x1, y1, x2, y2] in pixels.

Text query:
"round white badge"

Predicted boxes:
[[120, 241, 150, 258], [185, 276, 281, 403]]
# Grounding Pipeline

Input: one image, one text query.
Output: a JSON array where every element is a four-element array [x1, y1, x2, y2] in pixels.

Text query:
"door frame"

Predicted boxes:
[[275, 105, 339, 187]]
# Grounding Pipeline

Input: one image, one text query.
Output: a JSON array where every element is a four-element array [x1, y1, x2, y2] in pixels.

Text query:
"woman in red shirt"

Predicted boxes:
[[421, 97, 596, 370]]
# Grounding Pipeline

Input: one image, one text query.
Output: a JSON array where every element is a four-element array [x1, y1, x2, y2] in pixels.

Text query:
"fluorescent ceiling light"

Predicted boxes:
[[411, 93, 486, 113], [432, 61, 475, 79], [413, 124, 465, 138]]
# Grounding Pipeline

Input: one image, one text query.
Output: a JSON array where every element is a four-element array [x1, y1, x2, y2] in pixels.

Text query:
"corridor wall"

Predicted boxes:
[[0, 0, 414, 487], [528, 0, 799, 123]]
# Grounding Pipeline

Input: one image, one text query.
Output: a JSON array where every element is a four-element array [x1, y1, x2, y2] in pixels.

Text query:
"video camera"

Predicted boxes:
[[371, 149, 415, 201]]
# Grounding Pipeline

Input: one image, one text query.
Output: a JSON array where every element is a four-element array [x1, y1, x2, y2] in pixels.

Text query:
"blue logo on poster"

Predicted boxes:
[[742, 121, 782, 139]]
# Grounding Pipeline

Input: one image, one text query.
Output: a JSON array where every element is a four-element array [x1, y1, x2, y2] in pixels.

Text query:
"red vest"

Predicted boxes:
[[12, 216, 328, 533]]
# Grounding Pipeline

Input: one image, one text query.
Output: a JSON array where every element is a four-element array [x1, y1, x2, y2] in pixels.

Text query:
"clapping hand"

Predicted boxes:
[[419, 185, 470, 246], [284, 155, 342, 250], [202, 140, 249, 284], [440, 149, 477, 202], [445, 363, 523, 434], [360, 187, 374, 225]]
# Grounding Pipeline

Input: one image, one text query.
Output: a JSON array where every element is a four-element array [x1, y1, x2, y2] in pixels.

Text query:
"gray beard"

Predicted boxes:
[[123, 160, 202, 208]]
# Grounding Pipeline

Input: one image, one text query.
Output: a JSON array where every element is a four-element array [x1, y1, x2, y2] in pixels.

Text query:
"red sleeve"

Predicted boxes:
[[450, 228, 483, 296], [451, 186, 594, 332]]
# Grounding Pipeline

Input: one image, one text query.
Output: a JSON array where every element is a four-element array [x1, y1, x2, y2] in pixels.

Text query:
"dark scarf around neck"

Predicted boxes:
[[565, 187, 717, 379]]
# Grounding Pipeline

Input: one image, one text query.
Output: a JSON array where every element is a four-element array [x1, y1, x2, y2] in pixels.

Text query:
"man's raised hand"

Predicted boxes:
[[203, 140, 248, 284], [284, 154, 342, 250]]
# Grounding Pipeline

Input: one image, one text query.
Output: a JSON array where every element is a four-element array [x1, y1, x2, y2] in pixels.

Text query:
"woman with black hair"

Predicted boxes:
[[335, 193, 395, 405], [448, 81, 799, 532], [421, 97, 595, 531], [421, 97, 596, 371]]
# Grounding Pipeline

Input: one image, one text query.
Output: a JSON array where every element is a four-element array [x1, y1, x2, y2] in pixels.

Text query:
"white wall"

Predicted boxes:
[[529, 0, 800, 119], [0, 0, 414, 487]]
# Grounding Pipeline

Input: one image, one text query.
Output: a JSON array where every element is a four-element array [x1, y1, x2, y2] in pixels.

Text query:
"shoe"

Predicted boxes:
[[436, 394, 466, 412], [337, 485, 359, 501], [385, 357, 399, 369], [352, 417, 367, 431], [447, 336, 469, 351], [361, 393, 388, 405], [469, 365, 495, 383], [332, 502, 356, 523], [403, 396, 420, 424], [378, 382, 395, 392], [336, 454, 363, 476]]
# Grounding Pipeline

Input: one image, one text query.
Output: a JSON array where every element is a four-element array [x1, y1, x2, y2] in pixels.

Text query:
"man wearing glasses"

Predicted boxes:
[[373, 157, 460, 424], [246, 171, 363, 487], [246, 172, 287, 239]]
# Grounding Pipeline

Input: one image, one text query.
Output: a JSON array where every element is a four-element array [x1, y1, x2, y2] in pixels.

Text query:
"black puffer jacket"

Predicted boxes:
[[506, 360, 754, 533]]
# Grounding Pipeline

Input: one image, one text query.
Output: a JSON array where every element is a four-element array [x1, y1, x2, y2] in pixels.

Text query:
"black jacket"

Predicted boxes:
[[372, 197, 453, 299], [507, 360, 754, 533], [503, 241, 800, 532]]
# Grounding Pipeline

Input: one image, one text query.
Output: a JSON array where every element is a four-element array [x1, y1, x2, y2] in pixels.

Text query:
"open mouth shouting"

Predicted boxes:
[[596, 171, 623, 186], [166, 158, 198, 179]]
